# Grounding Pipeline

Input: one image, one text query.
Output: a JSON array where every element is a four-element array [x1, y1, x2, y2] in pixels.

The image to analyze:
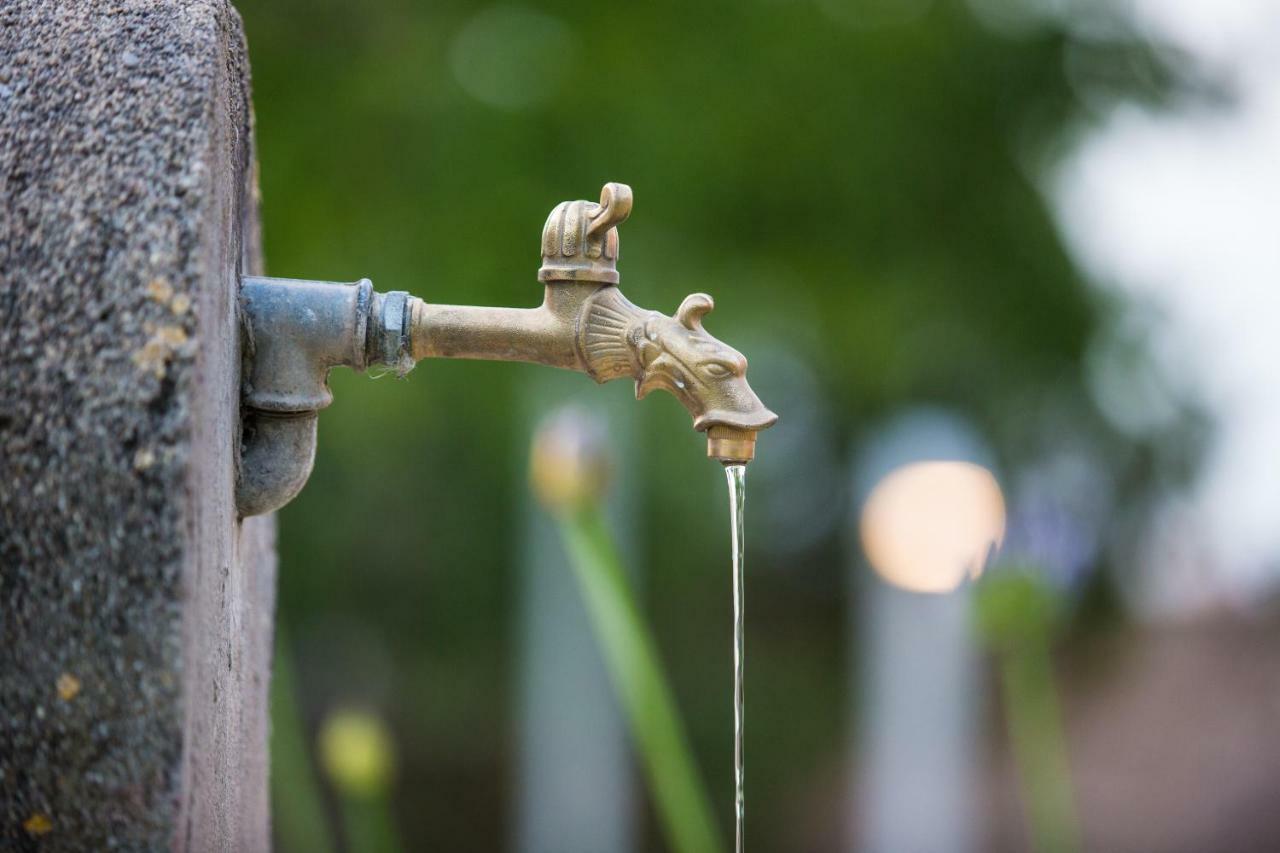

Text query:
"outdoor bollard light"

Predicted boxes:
[[236, 183, 778, 516]]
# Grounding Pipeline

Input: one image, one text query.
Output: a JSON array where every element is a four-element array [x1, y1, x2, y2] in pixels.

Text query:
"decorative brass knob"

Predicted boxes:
[[538, 182, 633, 284]]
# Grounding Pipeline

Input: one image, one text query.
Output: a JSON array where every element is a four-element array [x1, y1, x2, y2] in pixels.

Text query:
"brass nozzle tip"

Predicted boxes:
[[706, 425, 757, 464]]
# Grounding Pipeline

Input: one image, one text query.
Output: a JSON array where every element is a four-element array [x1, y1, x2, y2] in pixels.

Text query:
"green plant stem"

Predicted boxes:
[[998, 644, 1081, 853], [270, 633, 336, 853], [339, 795, 402, 853], [557, 504, 723, 853]]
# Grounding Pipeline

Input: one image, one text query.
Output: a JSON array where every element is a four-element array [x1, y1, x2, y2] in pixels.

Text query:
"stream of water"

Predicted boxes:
[[725, 463, 747, 853]]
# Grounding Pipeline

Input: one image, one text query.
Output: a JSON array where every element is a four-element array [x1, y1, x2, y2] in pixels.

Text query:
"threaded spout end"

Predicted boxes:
[[707, 425, 758, 464]]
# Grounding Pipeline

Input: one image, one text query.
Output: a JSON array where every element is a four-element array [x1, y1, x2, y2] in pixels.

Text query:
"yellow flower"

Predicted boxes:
[[319, 710, 395, 798]]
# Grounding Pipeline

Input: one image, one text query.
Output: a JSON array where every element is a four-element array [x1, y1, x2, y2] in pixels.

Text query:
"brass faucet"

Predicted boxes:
[[236, 183, 776, 516]]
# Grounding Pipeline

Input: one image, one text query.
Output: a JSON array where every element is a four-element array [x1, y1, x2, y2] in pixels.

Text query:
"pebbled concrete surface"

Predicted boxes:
[[0, 1, 273, 849]]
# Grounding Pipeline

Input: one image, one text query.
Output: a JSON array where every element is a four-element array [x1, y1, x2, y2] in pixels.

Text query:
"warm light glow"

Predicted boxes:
[[860, 461, 1006, 593]]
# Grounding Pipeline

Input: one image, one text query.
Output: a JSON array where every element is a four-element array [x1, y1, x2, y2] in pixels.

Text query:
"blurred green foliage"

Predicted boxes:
[[976, 571, 1080, 853], [556, 502, 721, 853], [241, 0, 1167, 848]]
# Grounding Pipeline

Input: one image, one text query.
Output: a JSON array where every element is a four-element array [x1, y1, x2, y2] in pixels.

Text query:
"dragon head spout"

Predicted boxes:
[[579, 288, 778, 435]]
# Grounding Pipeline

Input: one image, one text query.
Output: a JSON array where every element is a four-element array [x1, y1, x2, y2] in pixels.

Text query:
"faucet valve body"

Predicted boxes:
[[535, 184, 777, 461], [538, 182, 632, 284]]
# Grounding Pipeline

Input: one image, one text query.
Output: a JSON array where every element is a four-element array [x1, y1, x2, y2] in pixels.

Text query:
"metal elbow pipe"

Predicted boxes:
[[236, 277, 411, 516], [236, 411, 318, 517]]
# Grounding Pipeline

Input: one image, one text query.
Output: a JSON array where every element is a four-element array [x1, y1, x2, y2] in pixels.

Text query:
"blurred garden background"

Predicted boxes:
[[239, 0, 1280, 850]]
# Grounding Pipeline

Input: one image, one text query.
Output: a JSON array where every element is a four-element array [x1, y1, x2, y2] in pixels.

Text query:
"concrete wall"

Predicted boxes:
[[0, 2, 275, 849]]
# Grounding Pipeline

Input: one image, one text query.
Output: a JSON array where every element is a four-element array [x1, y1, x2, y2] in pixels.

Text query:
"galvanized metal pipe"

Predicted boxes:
[[236, 276, 409, 516]]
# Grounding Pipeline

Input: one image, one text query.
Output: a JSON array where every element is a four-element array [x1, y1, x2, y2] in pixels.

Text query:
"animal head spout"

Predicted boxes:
[[580, 288, 778, 434]]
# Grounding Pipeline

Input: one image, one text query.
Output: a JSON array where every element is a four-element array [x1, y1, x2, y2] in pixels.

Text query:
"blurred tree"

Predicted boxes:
[[241, 0, 1184, 849]]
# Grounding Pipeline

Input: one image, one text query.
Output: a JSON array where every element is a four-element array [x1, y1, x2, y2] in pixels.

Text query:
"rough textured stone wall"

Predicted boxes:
[[0, 1, 274, 849]]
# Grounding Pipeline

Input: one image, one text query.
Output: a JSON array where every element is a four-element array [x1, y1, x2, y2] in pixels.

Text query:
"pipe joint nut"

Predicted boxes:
[[373, 290, 413, 375]]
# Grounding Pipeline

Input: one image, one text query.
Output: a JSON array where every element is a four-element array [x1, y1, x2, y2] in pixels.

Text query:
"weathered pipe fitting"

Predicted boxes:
[[367, 289, 413, 376], [240, 276, 374, 413], [236, 411, 319, 518], [237, 276, 412, 516]]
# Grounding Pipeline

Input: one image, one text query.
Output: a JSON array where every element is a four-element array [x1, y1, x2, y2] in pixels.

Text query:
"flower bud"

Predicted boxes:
[[529, 406, 612, 512], [319, 709, 395, 798]]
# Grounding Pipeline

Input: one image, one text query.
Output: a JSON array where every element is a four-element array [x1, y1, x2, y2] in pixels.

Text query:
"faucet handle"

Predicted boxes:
[[586, 182, 632, 238], [539, 182, 633, 285]]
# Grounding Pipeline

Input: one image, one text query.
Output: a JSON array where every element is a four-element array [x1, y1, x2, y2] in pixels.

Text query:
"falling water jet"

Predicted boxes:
[[724, 463, 747, 853]]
